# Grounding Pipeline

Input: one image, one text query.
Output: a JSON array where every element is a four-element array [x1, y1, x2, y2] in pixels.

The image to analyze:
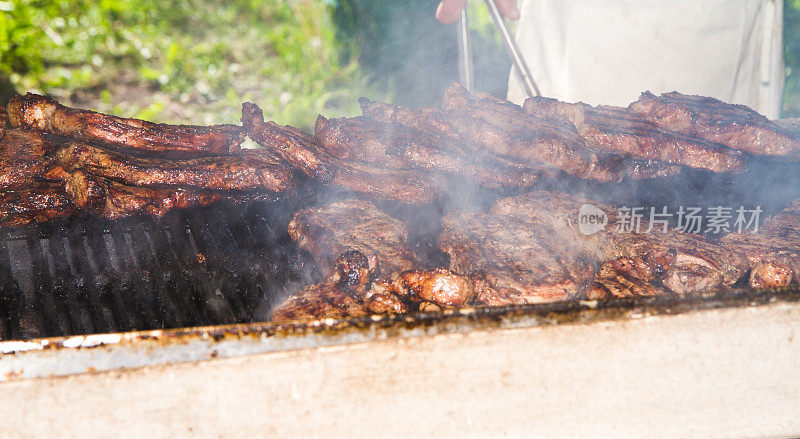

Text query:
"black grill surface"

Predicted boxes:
[[0, 200, 318, 340]]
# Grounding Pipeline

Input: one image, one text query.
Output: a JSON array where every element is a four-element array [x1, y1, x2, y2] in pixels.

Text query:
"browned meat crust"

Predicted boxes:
[[270, 251, 376, 324], [721, 200, 800, 288], [313, 115, 549, 189], [491, 190, 749, 294], [440, 83, 682, 182], [55, 140, 294, 192], [629, 91, 800, 157], [7, 93, 244, 155], [242, 102, 437, 204], [100, 180, 223, 219], [438, 211, 598, 305], [588, 258, 674, 299], [288, 199, 418, 277], [0, 181, 75, 227], [524, 96, 745, 173], [0, 129, 59, 189]]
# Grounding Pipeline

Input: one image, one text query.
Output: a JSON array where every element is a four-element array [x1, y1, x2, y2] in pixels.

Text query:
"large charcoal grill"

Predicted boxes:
[[0, 199, 315, 341]]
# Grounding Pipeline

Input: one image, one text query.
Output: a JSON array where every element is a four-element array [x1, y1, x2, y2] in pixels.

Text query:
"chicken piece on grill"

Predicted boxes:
[[628, 91, 800, 157], [0, 181, 76, 227], [7, 93, 244, 155], [289, 199, 418, 278], [438, 210, 598, 305], [242, 102, 437, 204], [523, 96, 745, 173], [313, 115, 550, 189], [270, 251, 376, 324], [55, 141, 295, 192], [721, 200, 800, 288], [490, 190, 749, 294], [439, 82, 682, 182]]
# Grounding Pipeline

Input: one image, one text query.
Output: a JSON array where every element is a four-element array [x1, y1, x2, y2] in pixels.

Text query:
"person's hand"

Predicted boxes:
[[435, 0, 520, 24]]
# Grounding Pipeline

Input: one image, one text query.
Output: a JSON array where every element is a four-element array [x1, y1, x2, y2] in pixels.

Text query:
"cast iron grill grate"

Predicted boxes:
[[0, 200, 316, 340]]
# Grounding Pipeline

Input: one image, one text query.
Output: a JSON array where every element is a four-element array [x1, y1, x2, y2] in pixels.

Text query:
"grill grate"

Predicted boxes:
[[0, 200, 316, 340]]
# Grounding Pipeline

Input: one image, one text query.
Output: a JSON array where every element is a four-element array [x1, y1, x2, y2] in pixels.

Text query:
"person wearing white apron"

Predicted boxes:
[[437, 0, 784, 119]]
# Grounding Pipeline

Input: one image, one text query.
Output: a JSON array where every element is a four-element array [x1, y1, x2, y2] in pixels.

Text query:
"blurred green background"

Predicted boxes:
[[0, 0, 798, 130]]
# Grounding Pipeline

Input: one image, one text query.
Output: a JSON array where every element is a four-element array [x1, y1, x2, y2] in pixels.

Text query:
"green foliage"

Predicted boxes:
[[0, 0, 379, 128], [784, 0, 800, 117]]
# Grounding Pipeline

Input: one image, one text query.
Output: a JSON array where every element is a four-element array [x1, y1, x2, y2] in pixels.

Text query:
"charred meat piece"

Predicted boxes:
[[721, 200, 800, 288], [7, 93, 244, 155], [438, 211, 598, 305], [100, 180, 223, 220], [313, 115, 549, 189], [242, 102, 437, 204], [524, 96, 744, 173], [588, 258, 674, 299], [55, 141, 294, 192], [0, 129, 60, 189], [270, 251, 376, 324], [629, 91, 800, 157], [383, 268, 476, 307], [440, 82, 682, 182], [491, 190, 749, 294], [289, 199, 418, 278], [0, 181, 75, 227]]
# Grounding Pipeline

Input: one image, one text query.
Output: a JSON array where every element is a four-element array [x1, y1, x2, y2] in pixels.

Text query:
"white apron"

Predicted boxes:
[[507, 0, 784, 118]]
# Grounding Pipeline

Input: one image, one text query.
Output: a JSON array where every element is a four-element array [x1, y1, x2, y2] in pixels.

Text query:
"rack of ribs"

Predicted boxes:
[[54, 141, 295, 192], [628, 91, 800, 157], [242, 102, 438, 204], [523, 96, 745, 173], [7, 93, 245, 155], [439, 82, 684, 182]]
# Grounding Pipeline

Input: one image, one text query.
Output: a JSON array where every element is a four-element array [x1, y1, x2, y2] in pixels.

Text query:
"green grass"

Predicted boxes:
[[0, 0, 382, 129]]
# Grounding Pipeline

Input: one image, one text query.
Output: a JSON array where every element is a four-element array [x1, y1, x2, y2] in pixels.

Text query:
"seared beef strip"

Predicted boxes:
[[523, 96, 745, 173], [313, 115, 550, 189], [440, 83, 682, 182], [99, 180, 223, 220], [0, 181, 75, 227], [289, 199, 419, 278], [721, 200, 800, 288], [55, 140, 294, 192], [7, 93, 244, 155], [0, 129, 59, 189], [490, 190, 749, 294], [438, 210, 598, 305], [242, 102, 437, 204], [629, 91, 800, 157]]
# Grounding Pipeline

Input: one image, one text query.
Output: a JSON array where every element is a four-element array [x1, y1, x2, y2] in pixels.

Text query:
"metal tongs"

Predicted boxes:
[[457, 0, 540, 97]]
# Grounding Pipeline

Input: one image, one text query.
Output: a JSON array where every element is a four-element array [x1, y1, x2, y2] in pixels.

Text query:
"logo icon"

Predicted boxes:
[[578, 204, 608, 235]]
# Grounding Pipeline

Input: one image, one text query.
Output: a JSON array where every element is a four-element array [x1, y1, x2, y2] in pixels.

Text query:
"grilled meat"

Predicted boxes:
[[440, 83, 682, 182], [288, 199, 418, 278], [0, 106, 6, 140], [55, 140, 294, 192], [721, 200, 800, 288], [491, 190, 749, 294], [0, 181, 75, 227], [313, 115, 550, 189], [0, 129, 60, 189], [629, 91, 800, 157], [438, 210, 598, 305], [588, 258, 674, 299], [523, 96, 745, 173], [242, 102, 437, 204], [100, 180, 223, 219], [7, 93, 244, 155], [270, 251, 376, 323]]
